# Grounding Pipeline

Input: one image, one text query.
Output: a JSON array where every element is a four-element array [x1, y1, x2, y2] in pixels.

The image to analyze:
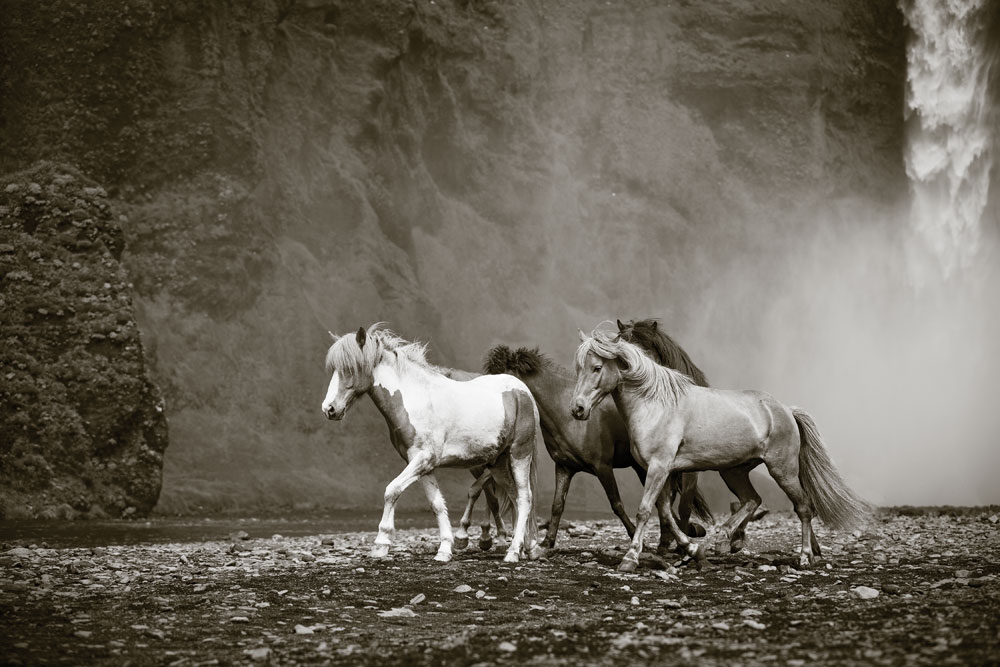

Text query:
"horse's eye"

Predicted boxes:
[[593, 366, 602, 373]]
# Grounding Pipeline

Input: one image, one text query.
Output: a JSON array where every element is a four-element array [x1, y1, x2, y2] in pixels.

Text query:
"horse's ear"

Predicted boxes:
[[328, 331, 340, 342], [356, 326, 366, 348], [651, 321, 658, 332], [616, 319, 625, 331], [578, 328, 588, 342]]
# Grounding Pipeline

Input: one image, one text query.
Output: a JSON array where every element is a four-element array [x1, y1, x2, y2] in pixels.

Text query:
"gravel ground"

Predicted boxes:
[[1, 511, 998, 666]]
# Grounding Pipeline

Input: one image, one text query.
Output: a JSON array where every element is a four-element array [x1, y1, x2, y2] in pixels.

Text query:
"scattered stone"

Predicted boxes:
[[408, 593, 426, 605], [294, 624, 315, 634], [743, 619, 767, 630], [498, 641, 517, 652], [246, 647, 270, 661], [453, 584, 473, 593], [851, 586, 880, 600], [230, 617, 250, 624], [711, 622, 730, 631], [882, 583, 901, 594], [377, 607, 417, 618], [475, 590, 486, 599]]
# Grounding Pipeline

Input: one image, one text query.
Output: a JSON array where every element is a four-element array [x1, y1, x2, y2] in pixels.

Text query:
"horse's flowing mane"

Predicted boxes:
[[482, 345, 555, 377], [576, 329, 692, 405], [325, 323, 437, 377], [618, 319, 709, 387]]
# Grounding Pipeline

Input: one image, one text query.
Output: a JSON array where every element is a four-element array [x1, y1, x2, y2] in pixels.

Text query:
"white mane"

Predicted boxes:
[[575, 328, 691, 405], [325, 323, 442, 378]]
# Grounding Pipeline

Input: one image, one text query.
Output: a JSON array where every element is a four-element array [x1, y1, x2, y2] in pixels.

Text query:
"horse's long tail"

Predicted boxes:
[[793, 407, 871, 529], [689, 483, 714, 524]]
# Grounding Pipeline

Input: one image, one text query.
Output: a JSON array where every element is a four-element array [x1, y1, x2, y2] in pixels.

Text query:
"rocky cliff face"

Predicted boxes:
[[0, 163, 168, 519], [0, 0, 906, 513]]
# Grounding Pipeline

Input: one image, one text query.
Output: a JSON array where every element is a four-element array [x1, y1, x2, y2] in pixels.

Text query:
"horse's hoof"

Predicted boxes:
[[618, 557, 638, 573], [433, 551, 452, 563], [711, 540, 730, 556], [503, 551, 519, 563], [453, 536, 469, 551], [730, 537, 745, 553], [751, 506, 770, 522], [369, 544, 390, 559], [541, 537, 555, 549], [528, 544, 546, 561], [478, 538, 493, 552], [686, 522, 707, 538], [799, 554, 814, 569]]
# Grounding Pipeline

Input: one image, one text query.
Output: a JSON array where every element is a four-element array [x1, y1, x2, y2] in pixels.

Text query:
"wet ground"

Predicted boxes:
[[1, 510, 998, 666]]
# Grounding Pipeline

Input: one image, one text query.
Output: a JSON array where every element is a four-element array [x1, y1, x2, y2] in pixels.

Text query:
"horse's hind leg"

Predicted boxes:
[[492, 456, 529, 563], [419, 474, 454, 562], [763, 449, 817, 568], [456, 467, 493, 551], [715, 463, 762, 554], [542, 463, 576, 548]]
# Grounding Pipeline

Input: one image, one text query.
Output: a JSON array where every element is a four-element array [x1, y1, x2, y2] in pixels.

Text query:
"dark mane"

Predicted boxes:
[[618, 318, 710, 387], [482, 345, 552, 377]]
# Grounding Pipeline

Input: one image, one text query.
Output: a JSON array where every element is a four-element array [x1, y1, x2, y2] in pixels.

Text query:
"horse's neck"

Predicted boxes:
[[612, 383, 668, 432], [368, 360, 433, 420]]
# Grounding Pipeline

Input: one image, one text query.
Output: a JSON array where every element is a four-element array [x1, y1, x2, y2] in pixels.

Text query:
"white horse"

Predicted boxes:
[[570, 328, 870, 571], [322, 324, 544, 563]]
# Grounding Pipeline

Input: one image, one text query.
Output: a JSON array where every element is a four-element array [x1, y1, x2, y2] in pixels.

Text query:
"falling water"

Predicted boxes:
[[900, 0, 997, 276]]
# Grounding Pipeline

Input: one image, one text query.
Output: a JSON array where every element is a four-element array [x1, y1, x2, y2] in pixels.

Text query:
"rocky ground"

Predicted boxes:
[[1, 511, 998, 666]]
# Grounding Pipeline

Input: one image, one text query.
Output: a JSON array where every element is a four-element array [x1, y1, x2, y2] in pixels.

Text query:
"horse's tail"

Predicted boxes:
[[668, 474, 714, 523], [689, 481, 714, 524], [793, 407, 871, 529]]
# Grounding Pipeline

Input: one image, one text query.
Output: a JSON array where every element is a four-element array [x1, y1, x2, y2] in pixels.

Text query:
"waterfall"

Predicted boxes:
[[900, 0, 997, 275]]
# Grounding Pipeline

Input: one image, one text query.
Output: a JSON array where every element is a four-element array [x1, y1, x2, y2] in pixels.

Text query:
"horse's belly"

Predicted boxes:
[[436, 434, 506, 468], [674, 406, 766, 471]]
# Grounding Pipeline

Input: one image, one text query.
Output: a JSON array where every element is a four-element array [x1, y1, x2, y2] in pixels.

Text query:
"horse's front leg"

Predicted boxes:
[[620, 462, 671, 572], [371, 454, 430, 558], [419, 474, 454, 562], [543, 463, 576, 548]]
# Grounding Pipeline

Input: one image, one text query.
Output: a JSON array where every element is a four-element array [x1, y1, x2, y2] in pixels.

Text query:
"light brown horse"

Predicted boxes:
[[571, 329, 870, 571], [616, 318, 769, 552]]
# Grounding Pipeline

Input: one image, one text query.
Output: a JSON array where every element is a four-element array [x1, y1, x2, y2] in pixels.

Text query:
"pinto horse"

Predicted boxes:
[[571, 328, 870, 571], [616, 318, 770, 551], [484, 345, 712, 550], [322, 324, 544, 563]]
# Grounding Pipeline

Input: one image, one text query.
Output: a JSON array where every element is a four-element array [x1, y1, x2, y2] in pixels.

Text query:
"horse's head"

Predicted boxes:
[[570, 329, 623, 420], [322, 326, 377, 420], [615, 317, 654, 345]]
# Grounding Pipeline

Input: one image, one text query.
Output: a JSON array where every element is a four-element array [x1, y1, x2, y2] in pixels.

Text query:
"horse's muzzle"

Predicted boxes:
[[570, 403, 590, 421], [324, 407, 344, 421]]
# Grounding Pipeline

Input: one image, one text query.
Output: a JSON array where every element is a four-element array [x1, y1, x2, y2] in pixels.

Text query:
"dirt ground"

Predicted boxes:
[[1, 510, 998, 666]]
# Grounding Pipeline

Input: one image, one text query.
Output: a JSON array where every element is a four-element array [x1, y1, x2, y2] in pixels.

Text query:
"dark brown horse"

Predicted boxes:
[[616, 318, 768, 552], [484, 344, 712, 550]]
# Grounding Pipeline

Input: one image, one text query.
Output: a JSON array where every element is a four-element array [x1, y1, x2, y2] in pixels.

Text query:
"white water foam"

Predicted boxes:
[[901, 0, 996, 276]]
